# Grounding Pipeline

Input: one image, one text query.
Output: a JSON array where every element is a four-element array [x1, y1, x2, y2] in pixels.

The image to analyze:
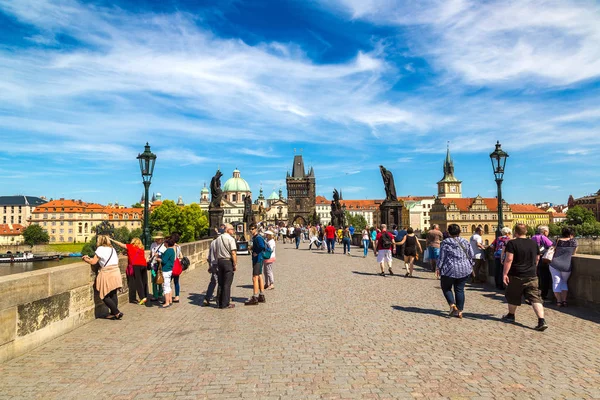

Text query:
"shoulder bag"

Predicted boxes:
[[172, 247, 183, 276]]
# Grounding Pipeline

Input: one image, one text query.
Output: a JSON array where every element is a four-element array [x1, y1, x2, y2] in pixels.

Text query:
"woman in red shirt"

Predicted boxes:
[[111, 237, 148, 305]]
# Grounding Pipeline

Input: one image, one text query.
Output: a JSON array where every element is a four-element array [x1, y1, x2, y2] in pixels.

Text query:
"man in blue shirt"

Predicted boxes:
[[349, 224, 355, 236], [245, 223, 266, 305]]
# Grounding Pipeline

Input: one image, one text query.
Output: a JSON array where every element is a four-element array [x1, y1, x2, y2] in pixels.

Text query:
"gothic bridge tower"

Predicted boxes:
[[286, 154, 315, 225]]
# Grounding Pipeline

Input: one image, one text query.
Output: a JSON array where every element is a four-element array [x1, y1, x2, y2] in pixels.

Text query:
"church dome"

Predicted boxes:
[[201, 186, 209, 194], [223, 169, 250, 193], [268, 191, 279, 200]]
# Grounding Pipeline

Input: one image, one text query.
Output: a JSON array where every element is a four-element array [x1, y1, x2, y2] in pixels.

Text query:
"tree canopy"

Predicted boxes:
[[22, 224, 50, 246], [345, 212, 368, 232], [566, 206, 596, 226], [149, 200, 208, 242]]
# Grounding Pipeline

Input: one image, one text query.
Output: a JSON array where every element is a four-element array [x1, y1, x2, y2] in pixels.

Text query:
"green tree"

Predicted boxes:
[[548, 223, 562, 237], [22, 224, 50, 246], [130, 228, 143, 241], [179, 203, 209, 242], [149, 200, 182, 237], [113, 226, 131, 245], [131, 202, 142, 208], [81, 236, 97, 257], [345, 212, 367, 232], [566, 206, 596, 226]]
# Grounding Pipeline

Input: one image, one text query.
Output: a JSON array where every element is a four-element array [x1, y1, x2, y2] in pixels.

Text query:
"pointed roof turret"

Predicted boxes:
[[279, 188, 283, 200], [439, 142, 460, 183], [291, 155, 306, 178]]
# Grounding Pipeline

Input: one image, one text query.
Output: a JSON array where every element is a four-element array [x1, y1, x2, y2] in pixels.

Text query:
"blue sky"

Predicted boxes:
[[1, 0, 599, 206]]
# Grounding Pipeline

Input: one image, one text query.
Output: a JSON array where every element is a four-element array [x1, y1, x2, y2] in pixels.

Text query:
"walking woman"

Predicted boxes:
[[342, 226, 352, 255], [436, 224, 474, 318], [110, 237, 148, 305], [263, 230, 277, 290], [361, 227, 370, 258], [82, 235, 123, 320], [170, 233, 183, 303], [397, 227, 422, 277], [157, 237, 176, 308], [370, 227, 377, 255], [549, 227, 578, 307]]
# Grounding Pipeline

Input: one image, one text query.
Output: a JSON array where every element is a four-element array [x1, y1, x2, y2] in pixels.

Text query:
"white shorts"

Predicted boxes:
[[162, 270, 173, 294], [377, 249, 393, 264]]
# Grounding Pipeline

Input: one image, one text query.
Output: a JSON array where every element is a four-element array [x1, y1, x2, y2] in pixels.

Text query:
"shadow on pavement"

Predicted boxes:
[[391, 305, 531, 328], [351, 271, 430, 280], [236, 284, 254, 289]]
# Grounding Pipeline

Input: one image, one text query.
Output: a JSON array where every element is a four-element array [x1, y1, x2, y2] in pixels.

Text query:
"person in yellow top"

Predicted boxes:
[[337, 228, 343, 244]]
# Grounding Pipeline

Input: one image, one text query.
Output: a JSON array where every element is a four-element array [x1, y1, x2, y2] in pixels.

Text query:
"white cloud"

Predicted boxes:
[[320, 0, 600, 86]]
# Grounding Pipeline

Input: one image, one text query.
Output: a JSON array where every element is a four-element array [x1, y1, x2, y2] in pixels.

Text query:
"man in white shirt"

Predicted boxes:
[[280, 226, 288, 244], [470, 226, 487, 283], [213, 223, 238, 309]]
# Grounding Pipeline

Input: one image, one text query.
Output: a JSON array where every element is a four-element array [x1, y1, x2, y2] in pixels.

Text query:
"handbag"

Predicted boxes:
[[155, 265, 164, 285], [126, 264, 134, 277], [542, 245, 556, 264]]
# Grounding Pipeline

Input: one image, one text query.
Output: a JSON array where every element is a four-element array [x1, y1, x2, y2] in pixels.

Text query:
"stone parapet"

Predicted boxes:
[[0, 239, 210, 363]]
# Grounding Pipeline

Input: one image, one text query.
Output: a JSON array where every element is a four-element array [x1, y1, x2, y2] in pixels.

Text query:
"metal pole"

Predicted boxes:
[[143, 181, 151, 250], [496, 179, 503, 238]]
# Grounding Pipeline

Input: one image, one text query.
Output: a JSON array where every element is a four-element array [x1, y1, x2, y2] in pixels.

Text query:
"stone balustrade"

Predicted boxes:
[[0, 239, 211, 363]]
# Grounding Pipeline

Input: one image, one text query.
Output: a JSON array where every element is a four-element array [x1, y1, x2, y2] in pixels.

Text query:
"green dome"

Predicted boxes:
[[223, 169, 250, 192], [201, 186, 209, 193], [268, 191, 279, 200]]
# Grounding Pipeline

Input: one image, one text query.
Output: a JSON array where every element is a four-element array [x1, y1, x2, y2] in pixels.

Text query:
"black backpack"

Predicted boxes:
[[380, 232, 393, 249]]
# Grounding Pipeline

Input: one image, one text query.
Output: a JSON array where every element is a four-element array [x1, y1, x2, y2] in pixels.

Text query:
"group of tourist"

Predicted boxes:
[[81, 231, 188, 320], [204, 222, 277, 308]]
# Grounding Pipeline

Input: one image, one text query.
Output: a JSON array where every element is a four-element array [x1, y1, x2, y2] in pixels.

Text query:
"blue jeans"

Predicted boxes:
[[342, 237, 351, 253], [363, 239, 369, 256], [173, 275, 180, 297], [295, 235, 301, 249], [440, 275, 469, 311], [326, 238, 335, 252]]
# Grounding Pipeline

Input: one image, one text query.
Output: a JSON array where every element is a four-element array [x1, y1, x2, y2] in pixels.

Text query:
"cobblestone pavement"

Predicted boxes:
[[1, 243, 599, 400]]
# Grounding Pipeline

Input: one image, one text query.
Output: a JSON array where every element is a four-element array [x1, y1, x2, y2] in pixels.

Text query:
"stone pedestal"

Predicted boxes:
[[379, 201, 403, 228], [208, 208, 224, 238]]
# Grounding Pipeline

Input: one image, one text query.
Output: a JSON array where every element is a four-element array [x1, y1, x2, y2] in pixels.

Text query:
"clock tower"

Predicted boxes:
[[437, 143, 462, 199]]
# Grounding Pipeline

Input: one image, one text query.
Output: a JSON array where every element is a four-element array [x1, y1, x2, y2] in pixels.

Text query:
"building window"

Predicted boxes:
[[10, 216, 14, 223], [43, 213, 48, 219], [18, 216, 21, 223], [18, 206, 22, 213], [232, 194, 237, 202], [68, 229, 73, 234], [11, 206, 14, 213], [2, 217, 5, 224]]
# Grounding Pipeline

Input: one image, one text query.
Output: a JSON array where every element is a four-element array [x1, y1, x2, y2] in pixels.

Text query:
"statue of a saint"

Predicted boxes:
[[243, 195, 254, 224], [209, 170, 223, 209], [379, 165, 397, 202]]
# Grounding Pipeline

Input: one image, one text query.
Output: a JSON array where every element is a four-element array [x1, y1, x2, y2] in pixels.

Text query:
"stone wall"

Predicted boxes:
[[0, 239, 210, 363]]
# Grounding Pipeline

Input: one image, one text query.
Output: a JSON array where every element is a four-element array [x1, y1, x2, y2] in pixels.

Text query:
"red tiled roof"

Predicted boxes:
[[0, 224, 25, 235], [440, 197, 502, 212], [511, 204, 549, 213], [316, 196, 328, 204], [398, 196, 436, 201]]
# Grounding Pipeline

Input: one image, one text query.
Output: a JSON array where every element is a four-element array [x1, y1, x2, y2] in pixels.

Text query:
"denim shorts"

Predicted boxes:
[[428, 247, 440, 260]]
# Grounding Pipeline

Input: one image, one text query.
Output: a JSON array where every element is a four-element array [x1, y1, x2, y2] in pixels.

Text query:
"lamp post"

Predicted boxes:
[[137, 143, 157, 250], [490, 141, 509, 238]]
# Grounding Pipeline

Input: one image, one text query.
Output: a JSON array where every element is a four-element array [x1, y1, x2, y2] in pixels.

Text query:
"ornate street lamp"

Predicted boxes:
[[490, 141, 509, 238], [137, 143, 157, 250]]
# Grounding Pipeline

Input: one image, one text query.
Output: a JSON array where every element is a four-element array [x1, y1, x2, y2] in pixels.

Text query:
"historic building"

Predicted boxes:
[[200, 169, 252, 224], [31, 199, 108, 243], [511, 204, 551, 229], [0, 196, 47, 227], [286, 155, 316, 225], [30, 199, 143, 243], [568, 190, 600, 221], [400, 196, 436, 231], [315, 196, 409, 229], [0, 224, 25, 245], [430, 148, 513, 244], [437, 145, 462, 199]]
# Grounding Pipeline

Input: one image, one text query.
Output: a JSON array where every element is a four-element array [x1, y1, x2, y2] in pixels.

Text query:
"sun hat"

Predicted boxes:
[[152, 231, 164, 239], [264, 230, 274, 236]]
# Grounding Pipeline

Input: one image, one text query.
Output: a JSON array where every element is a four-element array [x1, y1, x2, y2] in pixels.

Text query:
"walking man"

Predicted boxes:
[[375, 224, 395, 276], [281, 225, 287, 244], [245, 223, 266, 305], [470, 226, 487, 283], [502, 223, 548, 331], [325, 222, 337, 254], [426, 224, 444, 273], [214, 223, 237, 309], [149, 231, 165, 302]]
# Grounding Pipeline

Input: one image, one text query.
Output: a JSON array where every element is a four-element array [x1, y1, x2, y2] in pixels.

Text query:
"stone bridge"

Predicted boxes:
[[0, 241, 599, 399]]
